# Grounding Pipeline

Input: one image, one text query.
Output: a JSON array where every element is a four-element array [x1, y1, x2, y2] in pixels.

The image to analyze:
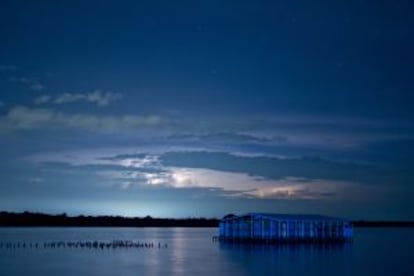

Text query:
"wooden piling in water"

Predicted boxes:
[[0, 240, 168, 250]]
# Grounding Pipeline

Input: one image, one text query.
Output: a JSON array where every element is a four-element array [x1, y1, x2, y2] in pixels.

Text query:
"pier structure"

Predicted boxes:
[[218, 213, 353, 243]]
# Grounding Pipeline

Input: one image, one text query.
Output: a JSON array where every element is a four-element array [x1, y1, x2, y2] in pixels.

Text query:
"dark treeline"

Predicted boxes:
[[0, 211, 219, 227], [1, 211, 414, 227], [352, 220, 414, 227]]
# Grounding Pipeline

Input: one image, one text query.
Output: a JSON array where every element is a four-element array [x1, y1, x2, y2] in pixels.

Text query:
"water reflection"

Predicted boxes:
[[1, 228, 413, 276], [171, 228, 187, 275], [218, 242, 354, 275], [219, 241, 353, 252]]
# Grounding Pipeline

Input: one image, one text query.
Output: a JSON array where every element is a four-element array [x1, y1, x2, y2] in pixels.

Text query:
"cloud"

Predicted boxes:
[[94, 164, 361, 200], [11, 77, 29, 83], [22, 149, 404, 211], [0, 65, 17, 71], [99, 152, 399, 199], [1, 106, 163, 133], [30, 83, 45, 91], [30, 148, 414, 193], [7, 106, 55, 129], [35, 90, 122, 107], [36, 153, 353, 200], [30, 150, 380, 201], [34, 95, 52, 104], [10, 76, 45, 91], [160, 151, 414, 187], [25, 177, 45, 183], [167, 132, 282, 144], [141, 115, 414, 153], [1, 66, 45, 90]]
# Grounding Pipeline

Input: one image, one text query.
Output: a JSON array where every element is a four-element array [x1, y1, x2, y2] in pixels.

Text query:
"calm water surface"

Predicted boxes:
[[0, 227, 413, 276]]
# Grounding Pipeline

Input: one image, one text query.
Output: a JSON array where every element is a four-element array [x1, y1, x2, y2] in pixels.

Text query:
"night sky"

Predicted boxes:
[[0, 0, 413, 219]]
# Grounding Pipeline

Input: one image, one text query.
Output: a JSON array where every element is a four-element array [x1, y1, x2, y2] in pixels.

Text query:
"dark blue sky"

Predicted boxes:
[[0, 0, 413, 219]]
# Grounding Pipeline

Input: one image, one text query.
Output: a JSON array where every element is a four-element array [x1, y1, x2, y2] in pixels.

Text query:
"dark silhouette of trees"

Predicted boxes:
[[0, 211, 219, 227], [1, 211, 413, 227]]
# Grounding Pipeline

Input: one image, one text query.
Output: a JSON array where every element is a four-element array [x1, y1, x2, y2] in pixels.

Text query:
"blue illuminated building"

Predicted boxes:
[[218, 213, 353, 243]]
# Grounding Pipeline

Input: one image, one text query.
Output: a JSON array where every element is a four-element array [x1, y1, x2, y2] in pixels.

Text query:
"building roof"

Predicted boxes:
[[222, 212, 349, 222]]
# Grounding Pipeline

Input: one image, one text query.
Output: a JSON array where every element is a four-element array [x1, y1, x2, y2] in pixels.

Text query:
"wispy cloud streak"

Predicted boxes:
[[0, 106, 162, 133], [10, 76, 44, 91], [35, 91, 122, 107]]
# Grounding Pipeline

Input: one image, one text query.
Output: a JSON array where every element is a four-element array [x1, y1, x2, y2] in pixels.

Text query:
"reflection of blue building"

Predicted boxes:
[[219, 213, 353, 243]]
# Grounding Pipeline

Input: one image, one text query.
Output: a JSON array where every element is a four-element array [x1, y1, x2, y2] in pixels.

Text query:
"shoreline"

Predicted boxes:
[[1, 212, 414, 228]]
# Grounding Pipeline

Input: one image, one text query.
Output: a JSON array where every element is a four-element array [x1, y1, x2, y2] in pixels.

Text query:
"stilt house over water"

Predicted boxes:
[[218, 213, 353, 243]]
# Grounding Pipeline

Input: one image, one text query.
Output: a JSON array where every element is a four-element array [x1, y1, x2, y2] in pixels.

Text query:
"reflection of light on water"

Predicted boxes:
[[147, 228, 161, 276], [218, 242, 354, 275], [219, 242, 353, 253], [171, 228, 186, 275]]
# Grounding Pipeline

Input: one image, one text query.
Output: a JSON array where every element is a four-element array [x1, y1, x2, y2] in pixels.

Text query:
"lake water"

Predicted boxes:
[[1, 227, 413, 276]]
